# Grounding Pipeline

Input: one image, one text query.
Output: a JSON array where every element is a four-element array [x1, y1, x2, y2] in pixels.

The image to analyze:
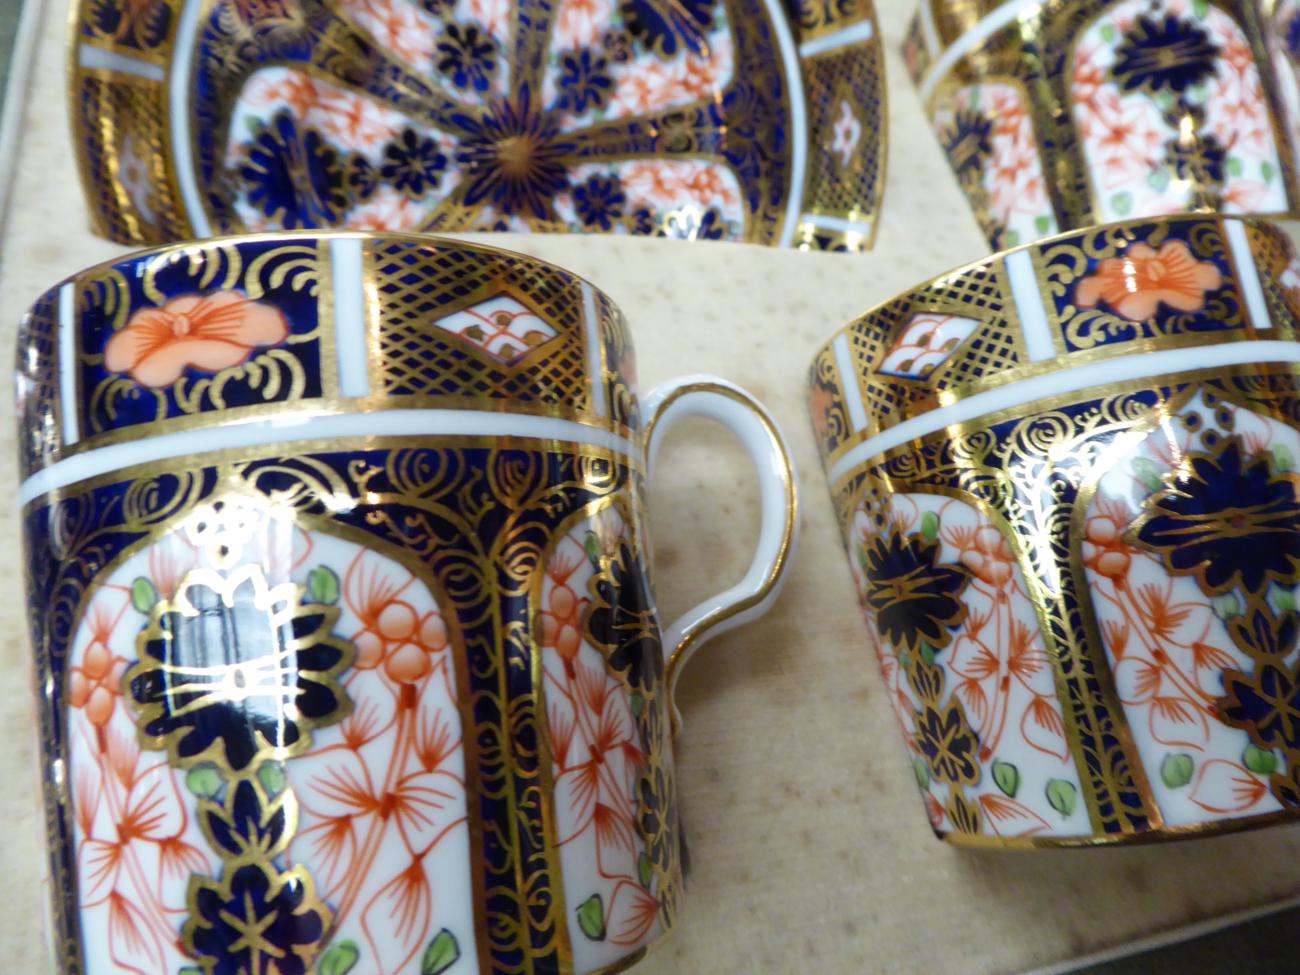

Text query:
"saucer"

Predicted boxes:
[[71, 0, 885, 249]]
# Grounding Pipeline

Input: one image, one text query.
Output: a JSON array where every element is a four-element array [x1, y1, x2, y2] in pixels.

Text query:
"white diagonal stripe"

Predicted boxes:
[[919, 0, 1043, 103], [827, 339, 1300, 485], [832, 332, 869, 432], [801, 213, 877, 236], [78, 43, 165, 82], [798, 18, 875, 59]]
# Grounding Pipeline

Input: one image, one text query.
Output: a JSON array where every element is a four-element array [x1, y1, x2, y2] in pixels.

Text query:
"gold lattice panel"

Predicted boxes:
[[75, 74, 186, 245], [849, 259, 1023, 428], [368, 240, 594, 410], [801, 40, 884, 226], [17, 292, 60, 478], [1246, 220, 1300, 336]]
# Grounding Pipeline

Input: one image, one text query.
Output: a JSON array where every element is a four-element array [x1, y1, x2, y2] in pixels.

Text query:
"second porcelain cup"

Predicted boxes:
[[905, 0, 1300, 249], [17, 232, 796, 974], [812, 213, 1300, 846]]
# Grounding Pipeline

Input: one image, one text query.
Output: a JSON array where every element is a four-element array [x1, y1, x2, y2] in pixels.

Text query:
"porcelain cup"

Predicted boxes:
[[16, 232, 797, 974], [904, 0, 1300, 249], [811, 213, 1300, 847]]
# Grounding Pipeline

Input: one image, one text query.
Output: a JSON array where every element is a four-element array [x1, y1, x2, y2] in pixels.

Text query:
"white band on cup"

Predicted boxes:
[[20, 409, 640, 507], [826, 339, 1300, 486]]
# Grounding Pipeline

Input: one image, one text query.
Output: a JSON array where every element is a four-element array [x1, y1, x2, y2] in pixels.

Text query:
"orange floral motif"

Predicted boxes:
[[105, 291, 290, 387], [1075, 240, 1223, 321]]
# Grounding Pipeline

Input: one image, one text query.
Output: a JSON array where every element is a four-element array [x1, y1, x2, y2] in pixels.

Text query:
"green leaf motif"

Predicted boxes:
[[319, 941, 361, 975], [1005, 230, 1021, 247], [422, 929, 461, 975], [918, 642, 936, 667], [1035, 215, 1052, 234], [577, 894, 606, 941], [1046, 779, 1077, 818], [1271, 584, 1297, 613], [912, 757, 930, 789], [258, 762, 287, 797], [1263, 160, 1276, 183], [1192, 0, 1208, 18], [1100, 23, 1116, 42], [992, 759, 1019, 798], [185, 765, 223, 798], [921, 511, 940, 541], [307, 566, 341, 605], [1211, 592, 1241, 620], [1160, 753, 1194, 789], [1273, 444, 1295, 474], [1226, 156, 1244, 178], [131, 577, 159, 614], [1130, 456, 1165, 492], [629, 692, 644, 719], [1148, 169, 1170, 192], [180, 968, 203, 975], [638, 852, 653, 888], [1112, 191, 1133, 216], [1244, 744, 1279, 776], [584, 530, 603, 566]]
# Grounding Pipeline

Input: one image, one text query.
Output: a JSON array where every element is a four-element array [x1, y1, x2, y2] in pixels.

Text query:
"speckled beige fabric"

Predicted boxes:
[[6, 2, 1300, 974]]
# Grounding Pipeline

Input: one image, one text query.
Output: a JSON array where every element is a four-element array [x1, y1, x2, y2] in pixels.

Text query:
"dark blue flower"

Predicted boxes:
[[556, 48, 613, 115], [584, 541, 663, 693], [1164, 127, 1226, 189], [380, 128, 448, 198], [572, 175, 625, 230], [127, 568, 353, 771], [1111, 14, 1220, 94], [453, 88, 574, 218], [1132, 435, 1300, 596], [1220, 663, 1300, 750], [620, 0, 717, 57], [941, 108, 993, 180], [186, 862, 329, 975], [915, 699, 980, 784], [347, 154, 378, 202], [239, 111, 348, 229], [860, 527, 970, 655], [202, 779, 292, 860], [436, 22, 497, 92]]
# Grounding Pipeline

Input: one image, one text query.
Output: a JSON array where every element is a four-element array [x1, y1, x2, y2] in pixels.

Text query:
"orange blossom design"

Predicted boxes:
[[1075, 239, 1223, 322]]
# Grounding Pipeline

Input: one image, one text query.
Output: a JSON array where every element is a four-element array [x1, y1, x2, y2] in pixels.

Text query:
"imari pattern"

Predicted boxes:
[[810, 214, 1300, 845], [19, 233, 634, 477], [909, 0, 1300, 247], [792, 0, 888, 250], [70, 0, 886, 249], [20, 236, 682, 973], [811, 215, 1300, 460]]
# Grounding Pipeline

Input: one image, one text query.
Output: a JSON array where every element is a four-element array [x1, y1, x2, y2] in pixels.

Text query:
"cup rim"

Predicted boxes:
[[806, 211, 1280, 373], [24, 229, 622, 315]]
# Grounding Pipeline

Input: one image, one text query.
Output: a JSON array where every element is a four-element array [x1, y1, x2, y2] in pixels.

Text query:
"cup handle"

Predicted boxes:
[[642, 375, 799, 727]]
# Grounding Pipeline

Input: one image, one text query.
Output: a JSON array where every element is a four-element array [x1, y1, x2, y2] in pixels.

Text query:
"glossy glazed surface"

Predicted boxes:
[[812, 214, 1300, 845], [70, 0, 885, 249]]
